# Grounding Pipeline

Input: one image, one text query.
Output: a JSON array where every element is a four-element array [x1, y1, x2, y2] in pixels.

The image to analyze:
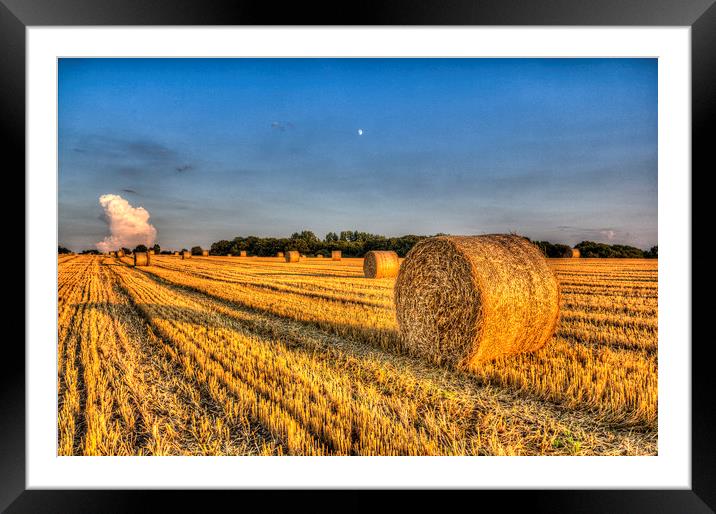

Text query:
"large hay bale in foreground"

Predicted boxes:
[[202, 250, 209, 256], [394, 234, 560, 366], [240, 250, 247, 257], [363, 251, 400, 278], [134, 252, 151, 266], [276, 252, 284, 258], [332, 250, 341, 261], [571, 247, 581, 258], [285, 251, 300, 263], [182, 251, 191, 259]]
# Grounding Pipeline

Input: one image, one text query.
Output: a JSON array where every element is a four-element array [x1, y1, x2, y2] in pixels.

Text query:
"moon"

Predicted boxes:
[[357, 129, 363, 136]]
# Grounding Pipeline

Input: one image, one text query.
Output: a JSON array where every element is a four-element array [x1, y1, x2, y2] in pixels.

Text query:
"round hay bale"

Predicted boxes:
[[202, 250, 209, 256], [363, 251, 399, 278], [394, 234, 560, 367], [571, 247, 581, 258], [331, 250, 341, 261], [317, 254, 324, 259], [117, 250, 125, 258], [276, 252, 284, 258], [134, 252, 151, 266], [148, 249, 155, 255], [240, 250, 247, 257], [285, 251, 300, 263], [182, 251, 191, 259], [173, 251, 179, 256]]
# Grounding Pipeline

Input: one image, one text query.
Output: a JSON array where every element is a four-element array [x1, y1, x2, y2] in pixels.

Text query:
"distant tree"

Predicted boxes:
[[121, 247, 132, 255], [291, 231, 320, 244], [211, 239, 233, 256], [645, 245, 658, 258], [134, 244, 148, 253], [533, 241, 572, 258], [325, 232, 338, 243], [575, 241, 645, 258], [160, 250, 172, 255], [181, 248, 188, 253], [80, 249, 100, 255], [191, 246, 203, 256], [152, 244, 161, 254], [58, 246, 71, 254]]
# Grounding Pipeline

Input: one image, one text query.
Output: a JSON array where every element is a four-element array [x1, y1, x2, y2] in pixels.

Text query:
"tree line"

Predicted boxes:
[[533, 240, 657, 259], [210, 231, 428, 258], [61, 233, 657, 259]]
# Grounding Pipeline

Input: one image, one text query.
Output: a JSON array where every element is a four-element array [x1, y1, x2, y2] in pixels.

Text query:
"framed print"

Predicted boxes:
[[4, 0, 712, 511]]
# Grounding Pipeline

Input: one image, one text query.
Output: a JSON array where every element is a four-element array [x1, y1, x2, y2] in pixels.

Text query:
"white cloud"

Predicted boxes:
[[95, 194, 157, 252], [600, 229, 616, 241]]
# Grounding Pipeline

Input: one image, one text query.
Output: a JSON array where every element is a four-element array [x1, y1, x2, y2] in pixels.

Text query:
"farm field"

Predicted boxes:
[[57, 254, 657, 456]]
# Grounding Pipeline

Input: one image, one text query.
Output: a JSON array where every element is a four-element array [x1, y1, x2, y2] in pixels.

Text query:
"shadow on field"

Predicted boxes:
[[77, 296, 404, 366], [249, 270, 360, 280]]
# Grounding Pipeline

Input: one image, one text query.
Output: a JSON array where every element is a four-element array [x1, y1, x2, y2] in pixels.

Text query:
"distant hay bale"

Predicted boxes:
[[148, 250, 155, 255], [285, 251, 300, 263], [202, 250, 209, 256], [240, 250, 247, 257], [317, 254, 324, 259], [182, 251, 191, 259], [117, 250, 125, 258], [276, 252, 284, 258], [173, 251, 179, 256], [363, 251, 400, 278], [134, 252, 151, 266], [394, 234, 561, 367], [571, 248, 581, 258], [332, 250, 341, 261]]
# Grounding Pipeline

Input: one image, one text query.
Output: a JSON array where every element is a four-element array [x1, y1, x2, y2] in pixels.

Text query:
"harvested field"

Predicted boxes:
[[57, 255, 657, 456]]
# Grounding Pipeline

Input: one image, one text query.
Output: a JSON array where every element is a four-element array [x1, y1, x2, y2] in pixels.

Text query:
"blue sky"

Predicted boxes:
[[58, 58, 657, 251]]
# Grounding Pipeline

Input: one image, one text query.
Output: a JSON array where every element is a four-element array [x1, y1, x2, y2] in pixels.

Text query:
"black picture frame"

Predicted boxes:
[[4, 0, 712, 511]]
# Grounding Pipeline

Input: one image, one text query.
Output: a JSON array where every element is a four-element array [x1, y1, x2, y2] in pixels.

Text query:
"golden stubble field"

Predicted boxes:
[[57, 254, 657, 456]]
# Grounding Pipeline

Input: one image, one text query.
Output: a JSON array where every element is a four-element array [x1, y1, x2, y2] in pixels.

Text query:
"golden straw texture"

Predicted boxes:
[[364, 251, 400, 278], [285, 251, 300, 263], [182, 251, 191, 260], [202, 250, 209, 256], [240, 251, 247, 257], [332, 250, 341, 261], [394, 235, 561, 367], [276, 252, 284, 258], [571, 248, 581, 258]]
